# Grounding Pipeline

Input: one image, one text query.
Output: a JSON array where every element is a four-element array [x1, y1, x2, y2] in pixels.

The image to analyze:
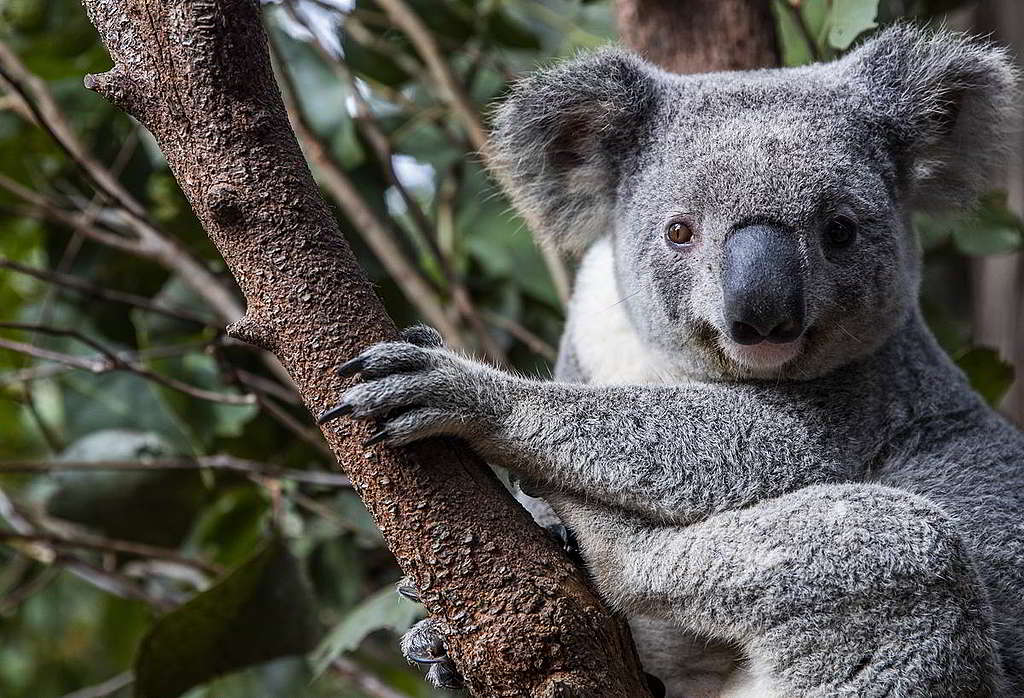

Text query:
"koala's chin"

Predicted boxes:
[[718, 335, 805, 375]]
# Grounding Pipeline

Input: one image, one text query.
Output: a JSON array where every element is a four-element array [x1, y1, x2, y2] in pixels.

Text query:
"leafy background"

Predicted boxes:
[[0, 0, 1020, 696]]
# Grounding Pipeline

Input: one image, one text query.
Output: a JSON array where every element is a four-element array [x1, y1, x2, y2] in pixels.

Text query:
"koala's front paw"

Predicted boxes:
[[401, 618, 465, 690], [319, 326, 506, 448]]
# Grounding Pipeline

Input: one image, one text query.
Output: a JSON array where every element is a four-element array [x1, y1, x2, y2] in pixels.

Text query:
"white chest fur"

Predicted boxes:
[[566, 239, 684, 386]]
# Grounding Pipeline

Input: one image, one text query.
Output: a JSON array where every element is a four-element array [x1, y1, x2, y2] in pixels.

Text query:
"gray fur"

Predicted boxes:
[[330, 26, 1023, 697]]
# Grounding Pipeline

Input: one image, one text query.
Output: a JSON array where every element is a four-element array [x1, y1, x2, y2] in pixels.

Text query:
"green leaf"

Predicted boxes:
[[134, 536, 320, 698], [916, 191, 1024, 256], [311, 584, 422, 676], [952, 191, 1024, 257], [46, 430, 207, 548], [771, 0, 816, 66], [486, 10, 542, 50], [827, 0, 880, 50], [956, 347, 1015, 407]]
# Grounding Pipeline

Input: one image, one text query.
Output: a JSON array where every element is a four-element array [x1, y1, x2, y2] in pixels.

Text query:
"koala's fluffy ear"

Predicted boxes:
[[489, 49, 659, 253], [844, 25, 1019, 209]]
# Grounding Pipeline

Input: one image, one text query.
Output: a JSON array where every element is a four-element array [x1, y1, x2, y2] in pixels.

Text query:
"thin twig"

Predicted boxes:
[[0, 257, 214, 326], [482, 311, 557, 361], [0, 566, 59, 616], [59, 672, 134, 698], [255, 391, 335, 458], [0, 531, 222, 576], [0, 40, 245, 324], [0, 323, 256, 405], [0, 455, 350, 487], [0, 340, 209, 385], [370, 0, 488, 152], [0, 487, 175, 610]]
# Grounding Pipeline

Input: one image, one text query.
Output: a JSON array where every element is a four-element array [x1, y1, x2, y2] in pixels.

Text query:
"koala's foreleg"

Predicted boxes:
[[320, 336, 862, 524], [562, 483, 1004, 698]]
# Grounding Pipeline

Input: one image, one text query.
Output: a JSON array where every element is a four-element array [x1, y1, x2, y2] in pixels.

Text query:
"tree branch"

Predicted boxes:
[[0, 322, 256, 405], [0, 256, 214, 327], [0, 455, 350, 486], [78, 1, 649, 696]]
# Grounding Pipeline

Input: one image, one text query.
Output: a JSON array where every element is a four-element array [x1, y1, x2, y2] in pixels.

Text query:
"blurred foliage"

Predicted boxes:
[[0, 0, 1018, 696]]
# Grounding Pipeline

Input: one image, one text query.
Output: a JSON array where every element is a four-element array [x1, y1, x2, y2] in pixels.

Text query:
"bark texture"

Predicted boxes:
[[616, 0, 778, 73], [78, 1, 650, 696]]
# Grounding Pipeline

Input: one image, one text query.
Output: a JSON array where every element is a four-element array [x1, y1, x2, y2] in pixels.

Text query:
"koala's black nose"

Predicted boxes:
[[723, 224, 805, 345]]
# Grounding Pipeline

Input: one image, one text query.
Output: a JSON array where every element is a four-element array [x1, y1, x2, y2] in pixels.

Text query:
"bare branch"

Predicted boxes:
[[0, 455, 350, 487], [371, 0, 488, 152], [0, 257, 214, 326], [59, 672, 134, 698], [0, 531, 222, 576], [0, 323, 256, 405]]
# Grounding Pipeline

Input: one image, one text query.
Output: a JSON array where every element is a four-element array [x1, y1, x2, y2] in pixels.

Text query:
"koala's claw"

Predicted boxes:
[[319, 326, 497, 447], [363, 429, 389, 447], [401, 618, 464, 690], [645, 672, 667, 698], [396, 578, 421, 603]]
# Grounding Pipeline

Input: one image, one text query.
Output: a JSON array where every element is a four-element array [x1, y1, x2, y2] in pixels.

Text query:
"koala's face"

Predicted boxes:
[[491, 27, 1016, 380], [611, 75, 917, 379]]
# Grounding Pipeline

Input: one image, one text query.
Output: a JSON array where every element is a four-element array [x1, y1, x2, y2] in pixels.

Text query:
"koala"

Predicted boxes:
[[319, 25, 1024, 697]]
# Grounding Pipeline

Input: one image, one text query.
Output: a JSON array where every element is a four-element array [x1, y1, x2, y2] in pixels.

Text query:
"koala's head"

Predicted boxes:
[[491, 26, 1017, 380]]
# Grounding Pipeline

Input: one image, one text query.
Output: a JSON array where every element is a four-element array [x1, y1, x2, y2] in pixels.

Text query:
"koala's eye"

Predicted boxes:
[[824, 215, 857, 248], [665, 221, 694, 246]]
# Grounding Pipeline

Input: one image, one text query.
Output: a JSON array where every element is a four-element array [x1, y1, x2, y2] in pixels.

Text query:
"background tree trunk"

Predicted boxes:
[[616, 0, 778, 74], [972, 0, 1024, 422], [78, 1, 650, 696]]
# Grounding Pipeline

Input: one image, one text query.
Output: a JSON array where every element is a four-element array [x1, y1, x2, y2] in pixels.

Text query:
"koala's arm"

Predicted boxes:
[[324, 335, 865, 523], [478, 378, 856, 522]]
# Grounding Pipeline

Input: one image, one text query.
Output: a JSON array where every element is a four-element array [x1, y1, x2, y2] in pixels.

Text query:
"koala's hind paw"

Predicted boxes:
[[401, 618, 464, 690], [545, 522, 585, 567]]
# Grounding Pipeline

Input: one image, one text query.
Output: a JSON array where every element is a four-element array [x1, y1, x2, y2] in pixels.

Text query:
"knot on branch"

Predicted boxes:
[[206, 183, 246, 227], [83, 67, 136, 114], [227, 314, 274, 352]]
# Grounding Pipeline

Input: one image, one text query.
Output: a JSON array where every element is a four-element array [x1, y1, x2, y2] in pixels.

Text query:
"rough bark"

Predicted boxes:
[[616, 0, 778, 74], [78, 1, 650, 696]]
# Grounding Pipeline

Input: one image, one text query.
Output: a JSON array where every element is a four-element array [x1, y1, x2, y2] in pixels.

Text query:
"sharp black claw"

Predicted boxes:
[[363, 430, 388, 447], [337, 356, 365, 378], [431, 661, 465, 690], [645, 672, 667, 698], [406, 651, 449, 665], [318, 403, 353, 424], [397, 582, 421, 603]]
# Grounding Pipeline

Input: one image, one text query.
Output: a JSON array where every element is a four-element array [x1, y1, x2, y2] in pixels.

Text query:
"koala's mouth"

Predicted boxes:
[[718, 333, 806, 372]]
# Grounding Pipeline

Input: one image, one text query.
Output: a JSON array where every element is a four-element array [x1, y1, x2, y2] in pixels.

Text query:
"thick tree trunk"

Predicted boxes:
[[78, 1, 650, 696], [616, 0, 778, 73]]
